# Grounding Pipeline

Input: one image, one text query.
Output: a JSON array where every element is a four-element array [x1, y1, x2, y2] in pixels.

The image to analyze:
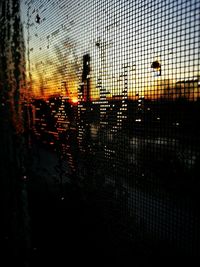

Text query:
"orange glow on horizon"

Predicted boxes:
[[71, 96, 78, 104]]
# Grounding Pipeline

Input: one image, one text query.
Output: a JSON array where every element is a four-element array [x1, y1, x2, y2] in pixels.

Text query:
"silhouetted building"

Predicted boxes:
[[176, 78, 200, 100]]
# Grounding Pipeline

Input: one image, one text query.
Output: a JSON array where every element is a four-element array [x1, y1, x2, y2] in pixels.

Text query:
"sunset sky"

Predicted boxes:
[[21, 0, 200, 100]]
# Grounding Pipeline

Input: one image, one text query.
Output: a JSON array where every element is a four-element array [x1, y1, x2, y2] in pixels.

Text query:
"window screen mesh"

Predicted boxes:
[[1, 0, 200, 258]]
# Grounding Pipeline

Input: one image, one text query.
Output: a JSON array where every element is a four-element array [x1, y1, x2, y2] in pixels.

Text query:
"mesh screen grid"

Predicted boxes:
[[17, 0, 200, 257]]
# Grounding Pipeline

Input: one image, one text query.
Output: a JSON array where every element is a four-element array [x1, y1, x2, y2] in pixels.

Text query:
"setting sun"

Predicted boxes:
[[71, 97, 78, 104]]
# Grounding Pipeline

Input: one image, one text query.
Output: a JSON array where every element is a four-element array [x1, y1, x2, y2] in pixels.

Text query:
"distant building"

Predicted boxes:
[[176, 78, 200, 100]]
